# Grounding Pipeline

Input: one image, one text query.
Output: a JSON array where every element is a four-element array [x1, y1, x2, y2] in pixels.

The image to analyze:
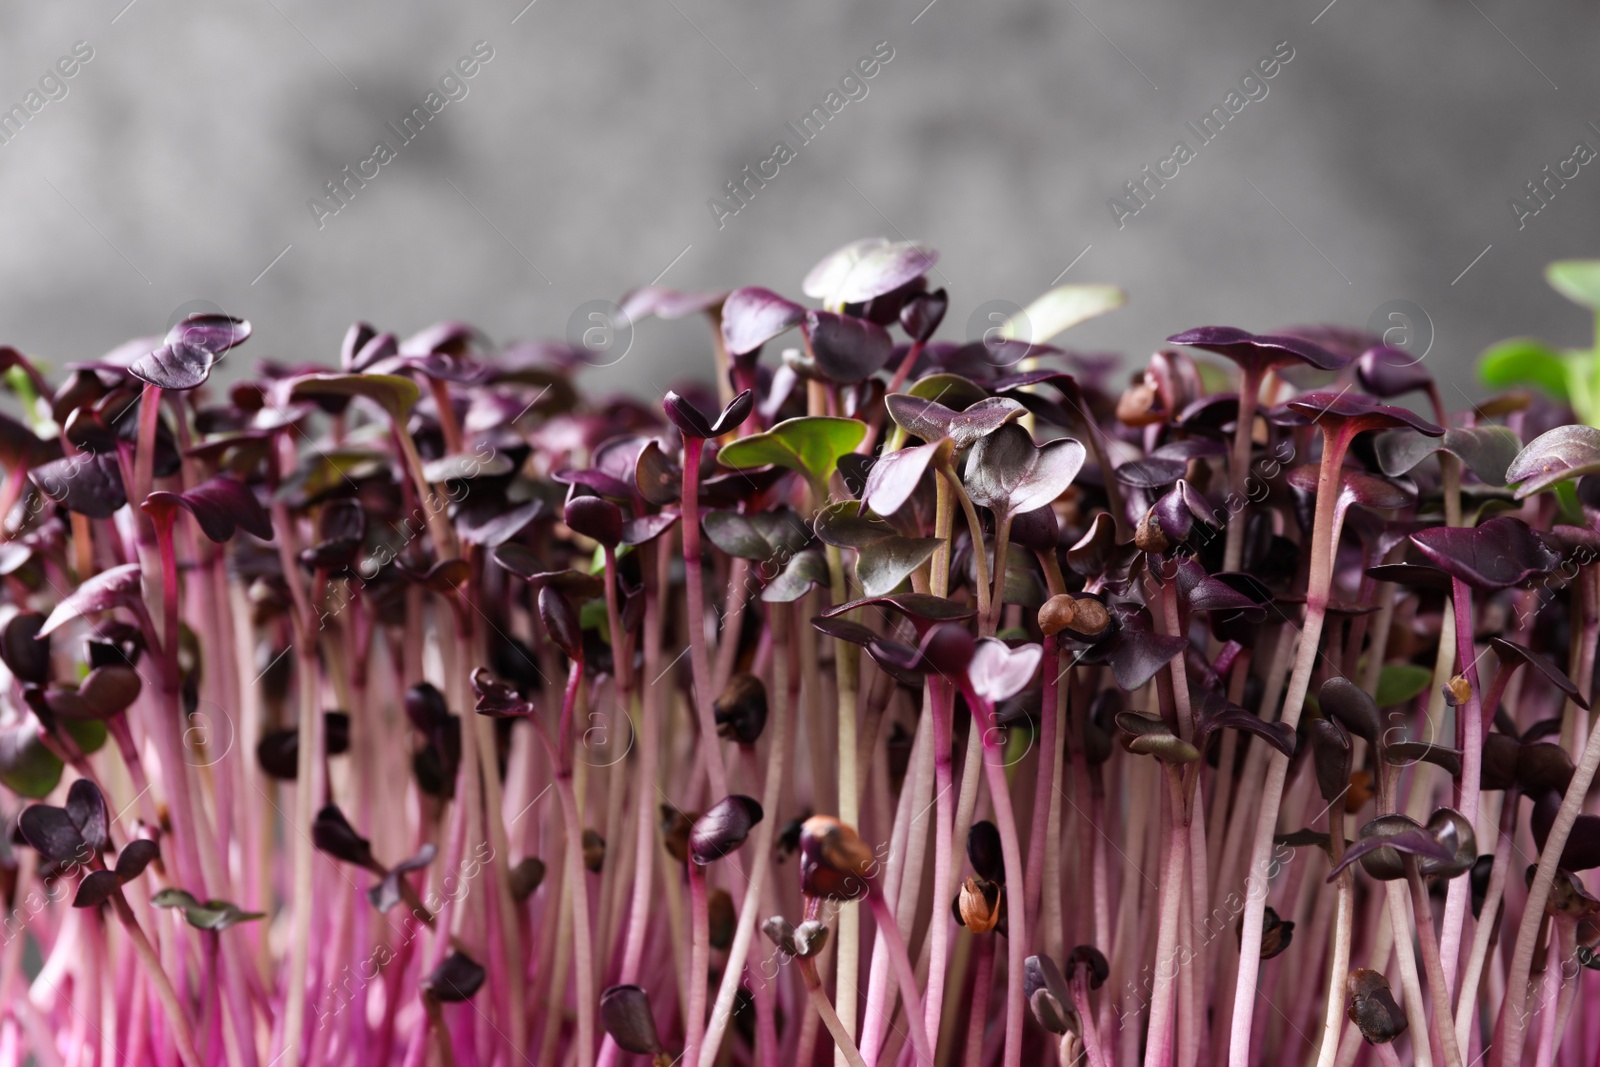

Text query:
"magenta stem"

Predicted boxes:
[[680, 436, 729, 799]]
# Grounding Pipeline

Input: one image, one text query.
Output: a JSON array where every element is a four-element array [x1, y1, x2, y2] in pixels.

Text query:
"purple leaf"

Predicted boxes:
[[900, 289, 948, 343], [720, 287, 805, 357], [30, 453, 127, 519], [73, 870, 121, 909], [1106, 630, 1187, 691], [312, 804, 375, 869], [1356, 345, 1433, 398], [1, 612, 50, 685], [1329, 821, 1455, 881], [619, 512, 679, 546], [761, 548, 830, 603], [801, 311, 894, 383], [1375, 426, 1522, 486], [1506, 425, 1600, 498], [564, 496, 623, 548], [863, 441, 952, 519], [1285, 391, 1445, 437], [965, 424, 1087, 517], [39, 564, 145, 637], [114, 839, 160, 882], [472, 668, 529, 717], [368, 843, 438, 913], [885, 395, 1026, 450], [1410, 517, 1561, 591], [147, 476, 272, 543], [1167, 325, 1346, 373], [619, 286, 725, 322], [538, 586, 584, 661], [820, 593, 976, 634]]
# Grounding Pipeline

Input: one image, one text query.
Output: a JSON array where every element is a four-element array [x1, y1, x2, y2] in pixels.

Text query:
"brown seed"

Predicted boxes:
[[1346, 968, 1407, 1044], [1134, 508, 1170, 555], [582, 829, 606, 873], [1444, 675, 1472, 707], [957, 877, 1002, 934], [798, 815, 876, 901], [1071, 599, 1111, 636], [1344, 770, 1375, 815], [661, 806, 698, 865], [1038, 594, 1077, 637], [1116, 381, 1163, 427], [707, 889, 737, 950]]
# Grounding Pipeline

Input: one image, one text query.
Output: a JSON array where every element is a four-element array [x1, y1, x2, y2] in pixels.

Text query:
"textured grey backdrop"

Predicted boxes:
[[2, 0, 1597, 402]]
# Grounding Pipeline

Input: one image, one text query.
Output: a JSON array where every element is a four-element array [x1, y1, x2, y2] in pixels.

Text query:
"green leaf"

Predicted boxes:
[[288, 373, 420, 423], [151, 888, 266, 931], [1546, 260, 1600, 311], [63, 719, 107, 755], [1002, 285, 1126, 345], [1478, 339, 1570, 402], [0, 720, 63, 798], [1375, 663, 1431, 708], [717, 417, 865, 486], [905, 373, 990, 411]]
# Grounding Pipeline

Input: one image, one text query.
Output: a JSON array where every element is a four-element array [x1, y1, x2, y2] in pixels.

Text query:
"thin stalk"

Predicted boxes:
[[684, 860, 711, 1067], [824, 539, 863, 1064], [1493, 693, 1600, 1067], [941, 468, 992, 630], [800, 957, 871, 1067], [618, 537, 668, 984], [1438, 576, 1484, 996], [109, 889, 202, 1067], [1315, 824, 1354, 1067], [1405, 858, 1463, 1067], [961, 935, 997, 1067], [698, 604, 790, 1067], [863, 889, 935, 1065], [1143, 768, 1189, 1067], [963, 682, 1028, 1067], [1222, 366, 1261, 574], [1228, 421, 1354, 1065], [680, 435, 730, 800], [1383, 879, 1434, 1067], [921, 677, 957, 1050]]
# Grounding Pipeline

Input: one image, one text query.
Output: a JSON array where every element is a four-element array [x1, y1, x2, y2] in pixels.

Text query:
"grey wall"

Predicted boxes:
[[2, 0, 1597, 404]]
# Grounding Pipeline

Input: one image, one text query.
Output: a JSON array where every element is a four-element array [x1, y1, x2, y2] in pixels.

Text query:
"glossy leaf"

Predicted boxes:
[[288, 373, 420, 423], [761, 548, 830, 603], [863, 440, 951, 518], [1168, 325, 1346, 373], [721, 287, 805, 357], [965, 424, 1086, 517], [1375, 426, 1522, 486], [1507, 425, 1600, 498], [39, 564, 145, 637], [802, 311, 894, 383], [30, 454, 127, 519], [717, 416, 866, 486], [1410, 517, 1560, 590], [885, 395, 1025, 450]]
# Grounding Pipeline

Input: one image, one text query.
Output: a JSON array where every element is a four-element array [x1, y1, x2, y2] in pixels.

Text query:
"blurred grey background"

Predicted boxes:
[[2, 0, 1597, 404]]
